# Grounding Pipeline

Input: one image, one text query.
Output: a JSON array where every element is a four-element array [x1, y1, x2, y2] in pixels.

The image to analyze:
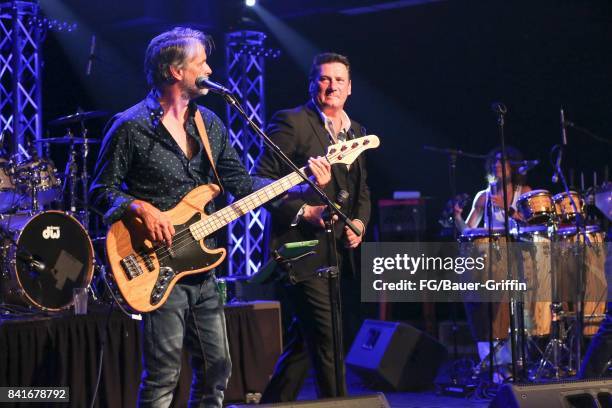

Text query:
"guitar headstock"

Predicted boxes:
[[326, 135, 380, 165]]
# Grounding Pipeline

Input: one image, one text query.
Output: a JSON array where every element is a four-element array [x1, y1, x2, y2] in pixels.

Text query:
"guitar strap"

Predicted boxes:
[[194, 109, 224, 193]]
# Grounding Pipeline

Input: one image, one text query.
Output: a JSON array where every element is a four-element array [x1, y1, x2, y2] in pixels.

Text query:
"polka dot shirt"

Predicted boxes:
[[89, 90, 266, 225]]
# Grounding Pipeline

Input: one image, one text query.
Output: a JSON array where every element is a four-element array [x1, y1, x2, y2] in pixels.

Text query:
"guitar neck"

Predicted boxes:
[[190, 168, 307, 240]]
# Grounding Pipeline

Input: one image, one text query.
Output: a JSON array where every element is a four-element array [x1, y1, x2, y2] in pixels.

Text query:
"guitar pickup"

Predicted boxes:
[[120, 254, 144, 279], [168, 246, 176, 259], [139, 251, 155, 272]]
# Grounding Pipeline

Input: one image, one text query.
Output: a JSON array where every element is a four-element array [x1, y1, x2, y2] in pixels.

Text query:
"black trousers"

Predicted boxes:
[[261, 276, 347, 402]]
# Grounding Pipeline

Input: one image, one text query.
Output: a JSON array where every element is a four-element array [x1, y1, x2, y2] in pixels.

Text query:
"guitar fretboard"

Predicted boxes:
[[189, 169, 307, 240]]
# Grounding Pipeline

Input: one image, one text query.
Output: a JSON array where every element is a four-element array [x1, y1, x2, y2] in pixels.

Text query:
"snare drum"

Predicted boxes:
[[553, 191, 585, 223], [516, 189, 555, 224], [13, 158, 61, 206], [0, 158, 18, 212], [0, 211, 94, 310], [460, 228, 511, 340]]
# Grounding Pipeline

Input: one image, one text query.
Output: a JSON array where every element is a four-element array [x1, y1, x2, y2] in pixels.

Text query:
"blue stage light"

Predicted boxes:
[[245, 0, 256, 7]]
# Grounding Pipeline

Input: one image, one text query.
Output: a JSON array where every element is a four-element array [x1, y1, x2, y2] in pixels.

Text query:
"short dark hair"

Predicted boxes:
[[144, 27, 213, 89], [308, 52, 351, 82]]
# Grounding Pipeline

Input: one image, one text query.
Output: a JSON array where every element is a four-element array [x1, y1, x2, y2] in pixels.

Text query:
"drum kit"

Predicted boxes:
[[0, 110, 106, 313], [461, 187, 608, 380]]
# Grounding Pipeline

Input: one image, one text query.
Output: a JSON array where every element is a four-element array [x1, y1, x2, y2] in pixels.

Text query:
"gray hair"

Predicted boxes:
[[144, 27, 213, 89]]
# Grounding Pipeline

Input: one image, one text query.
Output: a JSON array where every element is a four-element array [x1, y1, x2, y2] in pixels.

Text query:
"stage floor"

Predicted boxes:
[[296, 371, 490, 407]]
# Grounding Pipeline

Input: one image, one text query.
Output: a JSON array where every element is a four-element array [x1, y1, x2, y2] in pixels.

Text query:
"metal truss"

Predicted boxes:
[[0, 1, 43, 157], [225, 30, 279, 276]]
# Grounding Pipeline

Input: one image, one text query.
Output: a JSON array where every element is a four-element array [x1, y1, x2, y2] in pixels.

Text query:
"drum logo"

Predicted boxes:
[[42, 226, 61, 239]]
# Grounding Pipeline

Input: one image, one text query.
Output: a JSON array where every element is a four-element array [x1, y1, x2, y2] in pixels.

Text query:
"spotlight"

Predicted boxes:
[[245, 0, 256, 7]]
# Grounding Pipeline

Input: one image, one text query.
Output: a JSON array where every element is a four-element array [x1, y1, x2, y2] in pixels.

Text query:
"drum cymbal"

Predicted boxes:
[[34, 137, 101, 144], [48, 110, 108, 126]]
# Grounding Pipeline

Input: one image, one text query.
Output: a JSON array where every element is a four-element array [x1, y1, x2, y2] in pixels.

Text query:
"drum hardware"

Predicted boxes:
[[34, 136, 101, 145], [0, 211, 94, 311], [553, 191, 585, 223], [36, 123, 101, 229], [516, 189, 555, 225], [8, 156, 62, 212], [47, 110, 108, 127], [0, 158, 18, 212], [531, 215, 574, 380]]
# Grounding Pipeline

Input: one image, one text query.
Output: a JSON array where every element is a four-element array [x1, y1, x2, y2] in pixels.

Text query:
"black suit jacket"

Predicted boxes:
[[254, 101, 371, 282]]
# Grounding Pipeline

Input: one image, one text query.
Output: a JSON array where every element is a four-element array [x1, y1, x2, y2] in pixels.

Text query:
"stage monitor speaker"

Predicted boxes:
[[490, 379, 612, 408], [228, 393, 389, 407], [346, 319, 447, 391]]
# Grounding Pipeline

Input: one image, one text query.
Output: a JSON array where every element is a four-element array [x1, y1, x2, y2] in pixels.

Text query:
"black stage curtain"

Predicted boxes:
[[0, 307, 141, 407], [0, 302, 281, 407]]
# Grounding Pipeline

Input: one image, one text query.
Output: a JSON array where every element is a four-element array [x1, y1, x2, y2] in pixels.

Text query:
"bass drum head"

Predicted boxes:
[[12, 211, 93, 310]]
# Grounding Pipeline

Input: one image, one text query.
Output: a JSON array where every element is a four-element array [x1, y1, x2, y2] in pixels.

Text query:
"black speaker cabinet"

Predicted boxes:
[[378, 199, 426, 241], [346, 319, 447, 391], [228, 393, 389, 407], [490, 379, 612, 408]]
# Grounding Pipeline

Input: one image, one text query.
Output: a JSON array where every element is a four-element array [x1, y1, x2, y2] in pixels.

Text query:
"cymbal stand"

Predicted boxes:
[[79, 124, 91, 229], [62, 132, 79, 216], [29, 170, 40, 213]]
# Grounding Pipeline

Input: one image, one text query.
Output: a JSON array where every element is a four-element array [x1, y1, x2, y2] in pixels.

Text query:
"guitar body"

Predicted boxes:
[[106, 184, 226, 313]]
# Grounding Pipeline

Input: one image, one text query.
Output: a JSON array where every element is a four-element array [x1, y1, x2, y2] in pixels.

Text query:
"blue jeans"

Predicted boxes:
[[138, 275, 231, 408]]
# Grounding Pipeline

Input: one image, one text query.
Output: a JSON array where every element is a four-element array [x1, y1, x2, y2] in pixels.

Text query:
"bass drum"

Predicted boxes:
[[0, 211, 93, 311]]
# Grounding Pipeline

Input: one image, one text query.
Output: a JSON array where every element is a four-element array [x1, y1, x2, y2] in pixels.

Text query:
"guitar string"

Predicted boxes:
[[145, 172, 303, 263], [130, 141, 363, 265], [134, 172, 300, 262], [146, 173, 305, 263]]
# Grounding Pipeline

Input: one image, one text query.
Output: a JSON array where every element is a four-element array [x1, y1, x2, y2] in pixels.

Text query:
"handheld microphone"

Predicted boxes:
[[195, 77, 232, 95], [86, 34, 96, 76], [518, 159, 539, 175]]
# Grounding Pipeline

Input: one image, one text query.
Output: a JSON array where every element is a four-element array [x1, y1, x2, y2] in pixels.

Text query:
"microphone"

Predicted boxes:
[[195, 77, 232, 95], [491, 102, 507, 114], [322, 190, 349, 220], [86, 34, 96, 76], [336, 189, 349, 208], [518, 159, 539, 175], [560, 107, 567, 146], [17, 250, 47, 274]]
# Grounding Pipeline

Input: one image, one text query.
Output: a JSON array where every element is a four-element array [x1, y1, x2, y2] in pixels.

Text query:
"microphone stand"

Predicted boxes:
[[492, 103, 525, 382], [551, 141, 590, 375], [221, 91, 359, 397], [423, 145, 479, 384]]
